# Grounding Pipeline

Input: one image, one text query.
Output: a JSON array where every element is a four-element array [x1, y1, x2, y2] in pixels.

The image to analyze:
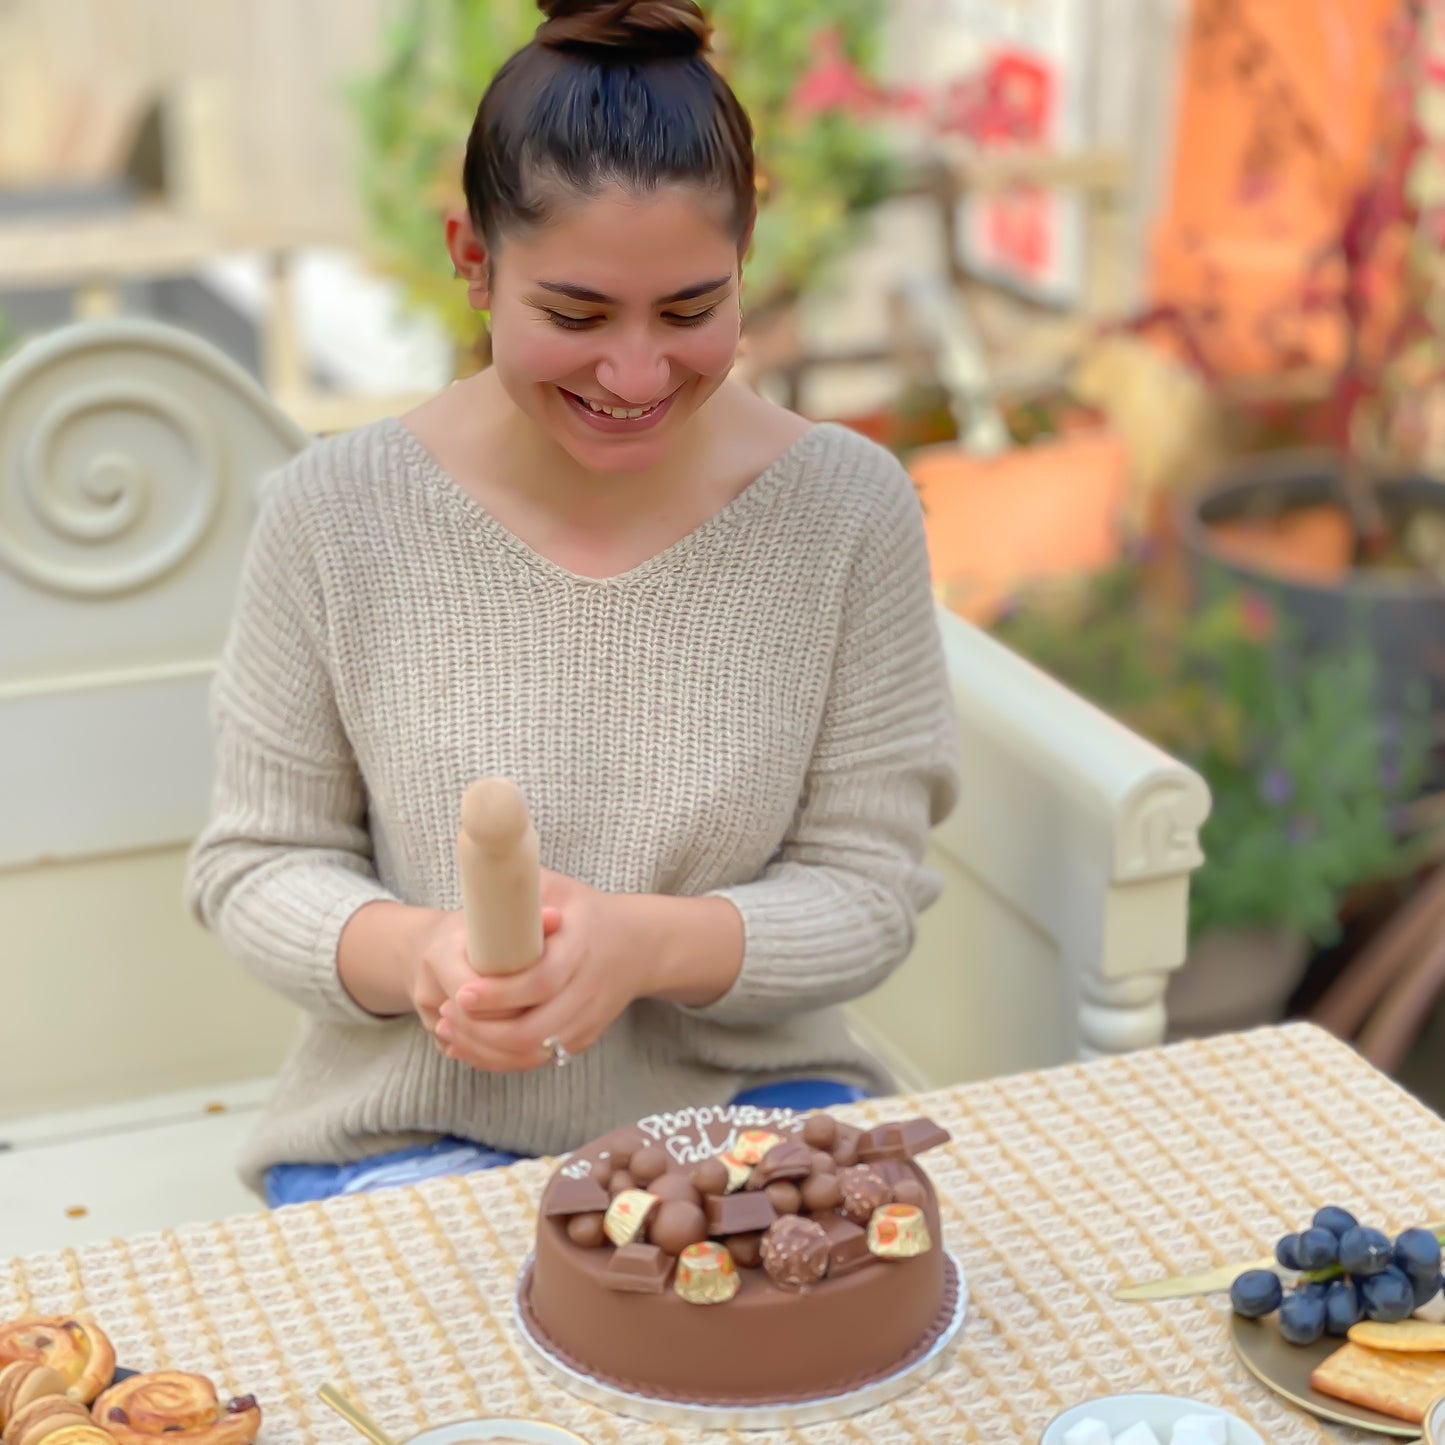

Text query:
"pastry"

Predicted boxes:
[[91, 1372, 261, 1445], [0, 1321, 115, 1405]]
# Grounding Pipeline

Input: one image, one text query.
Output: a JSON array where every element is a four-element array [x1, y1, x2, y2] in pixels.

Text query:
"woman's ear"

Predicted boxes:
[[445, 209, 492, 310]]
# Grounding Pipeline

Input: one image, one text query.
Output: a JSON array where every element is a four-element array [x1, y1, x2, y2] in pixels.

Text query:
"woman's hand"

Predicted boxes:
[[434, 870, 657, 1072], [410, 903, 562, 1036]]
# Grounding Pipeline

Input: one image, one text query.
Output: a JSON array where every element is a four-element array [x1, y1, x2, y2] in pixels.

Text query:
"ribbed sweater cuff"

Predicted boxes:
[[220, 862, 396, 1025]]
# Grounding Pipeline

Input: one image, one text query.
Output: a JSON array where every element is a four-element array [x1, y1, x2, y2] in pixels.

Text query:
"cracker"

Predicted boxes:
[[1309, 1341, 1445, 1423], [1348, 1319, 1445, 1353]]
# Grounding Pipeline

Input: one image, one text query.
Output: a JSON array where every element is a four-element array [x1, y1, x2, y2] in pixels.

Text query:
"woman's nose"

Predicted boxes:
[[595, 342, 670, 406]]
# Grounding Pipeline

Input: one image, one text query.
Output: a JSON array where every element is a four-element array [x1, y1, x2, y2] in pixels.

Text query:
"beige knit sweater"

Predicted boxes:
[[186, 417, 960, 1193]]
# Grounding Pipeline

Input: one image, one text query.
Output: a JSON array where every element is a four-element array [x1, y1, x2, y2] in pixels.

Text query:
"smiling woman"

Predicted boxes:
[[184, 0, 960, 1207]]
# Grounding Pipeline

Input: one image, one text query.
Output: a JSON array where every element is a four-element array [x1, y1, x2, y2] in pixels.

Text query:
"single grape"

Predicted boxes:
[[1361, 1267, 1415, 1323], [1394, 1227, 1443, 1282], [1340, 1226, 1393, 1277], [1230, 1269, 1284, 1319], [1412, 1270, 1443, 1310], [1278, 1288, 1327, 1345], [1324, 1278, 1363, 1337], [1297, 1227, 1339, 1271], [1313, 1206, 1359, 1241], [1275, 1232, 1302, 1271]]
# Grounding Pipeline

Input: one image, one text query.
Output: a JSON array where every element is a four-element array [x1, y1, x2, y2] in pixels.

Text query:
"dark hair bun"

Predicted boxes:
[[536, 0, 711, 59]]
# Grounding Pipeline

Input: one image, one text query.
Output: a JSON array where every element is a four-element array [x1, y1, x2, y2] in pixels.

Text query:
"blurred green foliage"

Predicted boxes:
[[348, 0, 895, 363]]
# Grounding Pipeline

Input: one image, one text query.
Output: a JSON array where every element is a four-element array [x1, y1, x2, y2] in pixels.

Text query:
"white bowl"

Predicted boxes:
[[1041, 1393, 1266, 1445], [1423, 1391, 1445, 1445]]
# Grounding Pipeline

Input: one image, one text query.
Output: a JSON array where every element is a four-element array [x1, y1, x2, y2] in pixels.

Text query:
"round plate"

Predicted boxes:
[[1231, 1315, 1424, 1438], [405, 1422, 591, 1445], [1040, 1392, 1264, 1444], [513, 1250, 968, 1430]]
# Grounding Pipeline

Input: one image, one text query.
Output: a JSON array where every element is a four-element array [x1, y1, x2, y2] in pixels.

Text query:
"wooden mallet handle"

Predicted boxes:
[[456, 777, 543, 974]]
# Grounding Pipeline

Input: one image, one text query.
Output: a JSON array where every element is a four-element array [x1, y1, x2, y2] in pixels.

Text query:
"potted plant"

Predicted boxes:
[[1135, 0, 1445, 722], [989, 560, 1442, 1036], [347, 0, 895, 373]]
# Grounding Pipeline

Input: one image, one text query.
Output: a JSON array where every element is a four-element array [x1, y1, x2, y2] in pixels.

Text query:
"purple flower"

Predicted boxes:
[[1259, 767, 1295, 805]]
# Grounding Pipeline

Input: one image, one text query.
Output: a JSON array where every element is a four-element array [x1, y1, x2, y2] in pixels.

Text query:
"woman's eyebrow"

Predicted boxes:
[[534, 276, 733, 305]]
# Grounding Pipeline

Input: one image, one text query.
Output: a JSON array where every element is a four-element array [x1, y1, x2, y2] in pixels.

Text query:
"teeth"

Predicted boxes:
[[584, 398, 655, 420]]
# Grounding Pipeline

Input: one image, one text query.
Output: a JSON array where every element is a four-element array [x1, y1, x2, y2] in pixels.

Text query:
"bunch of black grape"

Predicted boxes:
[[1229, 1206, 1444, 1346]]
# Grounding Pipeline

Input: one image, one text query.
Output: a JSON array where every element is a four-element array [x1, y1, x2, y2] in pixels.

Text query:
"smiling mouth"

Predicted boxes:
[[561, 388, 676, 424]]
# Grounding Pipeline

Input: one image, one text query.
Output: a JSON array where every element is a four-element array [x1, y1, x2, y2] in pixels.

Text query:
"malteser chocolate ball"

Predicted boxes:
[[802, 1114, 838, 1150], [892, 1178, 927, 1209], [607, 1169, 636, 1198], [591, 1158, 614, 1189], [764, 1181, 802, 1215], [629, 1145, 669, 1186], [800, 1172, 844, 1213], [810, 1149, 837, 1174], [726, 1233, 764, 1268], [760, 1216, 830, 1289], [650, 1173, 702, 1207], [567, 1212, 607, 1248], [691, 1159, 730, 1196], [650, 1200, 708, 1255], [838, 1165, 890, 1225]]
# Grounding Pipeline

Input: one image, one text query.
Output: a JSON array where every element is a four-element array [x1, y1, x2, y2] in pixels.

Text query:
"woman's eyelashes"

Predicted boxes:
[[540, 303, 722, 332]]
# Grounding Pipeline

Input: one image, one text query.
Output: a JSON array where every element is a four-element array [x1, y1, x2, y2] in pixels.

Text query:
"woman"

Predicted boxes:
[[186, 0, 960, 1206]]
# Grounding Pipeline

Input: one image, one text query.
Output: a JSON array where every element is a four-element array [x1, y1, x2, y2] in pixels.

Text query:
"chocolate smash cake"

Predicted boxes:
[[517, 1104, 960, 1411]]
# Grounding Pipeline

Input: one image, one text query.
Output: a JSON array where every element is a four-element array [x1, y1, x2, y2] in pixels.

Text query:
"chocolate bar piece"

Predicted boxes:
[[856, 1117, 951, 1162], [543, 1175, 612, 1218], [868, 1158, 913, 1188], [750, 1140, 813, 1186], [604, 1243, 674, 1293], [705, 1190, 779, 1237], [812, 1211, 874, 1277]]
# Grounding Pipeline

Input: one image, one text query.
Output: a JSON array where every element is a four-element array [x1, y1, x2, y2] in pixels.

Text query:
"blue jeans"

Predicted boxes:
[[264, 1078, 868, 1207]]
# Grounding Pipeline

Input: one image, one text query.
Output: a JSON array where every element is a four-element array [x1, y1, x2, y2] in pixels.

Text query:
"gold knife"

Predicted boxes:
[[1113, 1221, 1445, 1303]]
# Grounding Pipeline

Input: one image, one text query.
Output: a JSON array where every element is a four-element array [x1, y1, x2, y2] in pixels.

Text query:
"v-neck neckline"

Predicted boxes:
[[388, 414, 829, 588]]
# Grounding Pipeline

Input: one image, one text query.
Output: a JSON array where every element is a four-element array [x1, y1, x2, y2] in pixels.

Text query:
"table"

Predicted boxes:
[[4, 1024, 1441, 1444]]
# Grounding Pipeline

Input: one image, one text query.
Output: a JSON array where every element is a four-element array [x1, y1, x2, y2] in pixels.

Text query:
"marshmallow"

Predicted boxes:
[[1113, 1426, 1162, 1445], [1061, 1420, 1111, 1445], [1171, 1416, 1228, 1445], [1414, 1288, 1445, 1323]]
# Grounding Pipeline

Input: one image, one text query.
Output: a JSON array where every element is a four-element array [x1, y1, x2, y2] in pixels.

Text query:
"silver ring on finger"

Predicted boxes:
[[542, 1035, 571, 1069]]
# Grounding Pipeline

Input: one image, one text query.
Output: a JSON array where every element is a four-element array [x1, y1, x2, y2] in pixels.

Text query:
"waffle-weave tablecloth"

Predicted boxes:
[[5, 1023, 1442, 1444]]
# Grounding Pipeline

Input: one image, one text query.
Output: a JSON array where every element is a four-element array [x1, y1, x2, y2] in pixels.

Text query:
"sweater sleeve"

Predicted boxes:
[[185, 469, 397, 1025], [687, 459, 961, 1026]]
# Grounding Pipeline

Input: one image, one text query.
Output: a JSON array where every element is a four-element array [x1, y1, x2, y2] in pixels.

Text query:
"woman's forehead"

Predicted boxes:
[[502, 185, 739, 293]]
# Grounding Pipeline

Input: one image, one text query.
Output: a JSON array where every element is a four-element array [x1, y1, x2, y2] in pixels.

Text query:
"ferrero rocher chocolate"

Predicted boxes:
[[838, 1165, 891, 1226], [674, 1241, 740, 1304], [760, 1216, 830, 1289], [603, 1188, 659, 1246], [867, 1203, 932, 1259], [732, 1130, 782, 1166]]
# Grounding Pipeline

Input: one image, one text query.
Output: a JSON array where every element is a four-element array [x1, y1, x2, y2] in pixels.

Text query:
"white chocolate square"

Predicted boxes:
[[1113, 1425, 1162, 1445], [1062, 1420, 1111, 1445], [1171, 1416, 1228, 1445]]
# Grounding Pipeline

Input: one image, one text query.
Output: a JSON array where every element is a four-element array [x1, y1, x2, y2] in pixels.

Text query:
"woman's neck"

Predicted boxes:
[[483, 371, 725, 529]]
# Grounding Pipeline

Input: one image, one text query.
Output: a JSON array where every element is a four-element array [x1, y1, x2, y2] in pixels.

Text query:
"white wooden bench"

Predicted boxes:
[[0, 319, 1209, 1254]]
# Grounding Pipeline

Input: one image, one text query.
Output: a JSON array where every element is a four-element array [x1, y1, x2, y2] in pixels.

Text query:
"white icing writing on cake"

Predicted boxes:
[[637, 1104, 796, 1142]]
